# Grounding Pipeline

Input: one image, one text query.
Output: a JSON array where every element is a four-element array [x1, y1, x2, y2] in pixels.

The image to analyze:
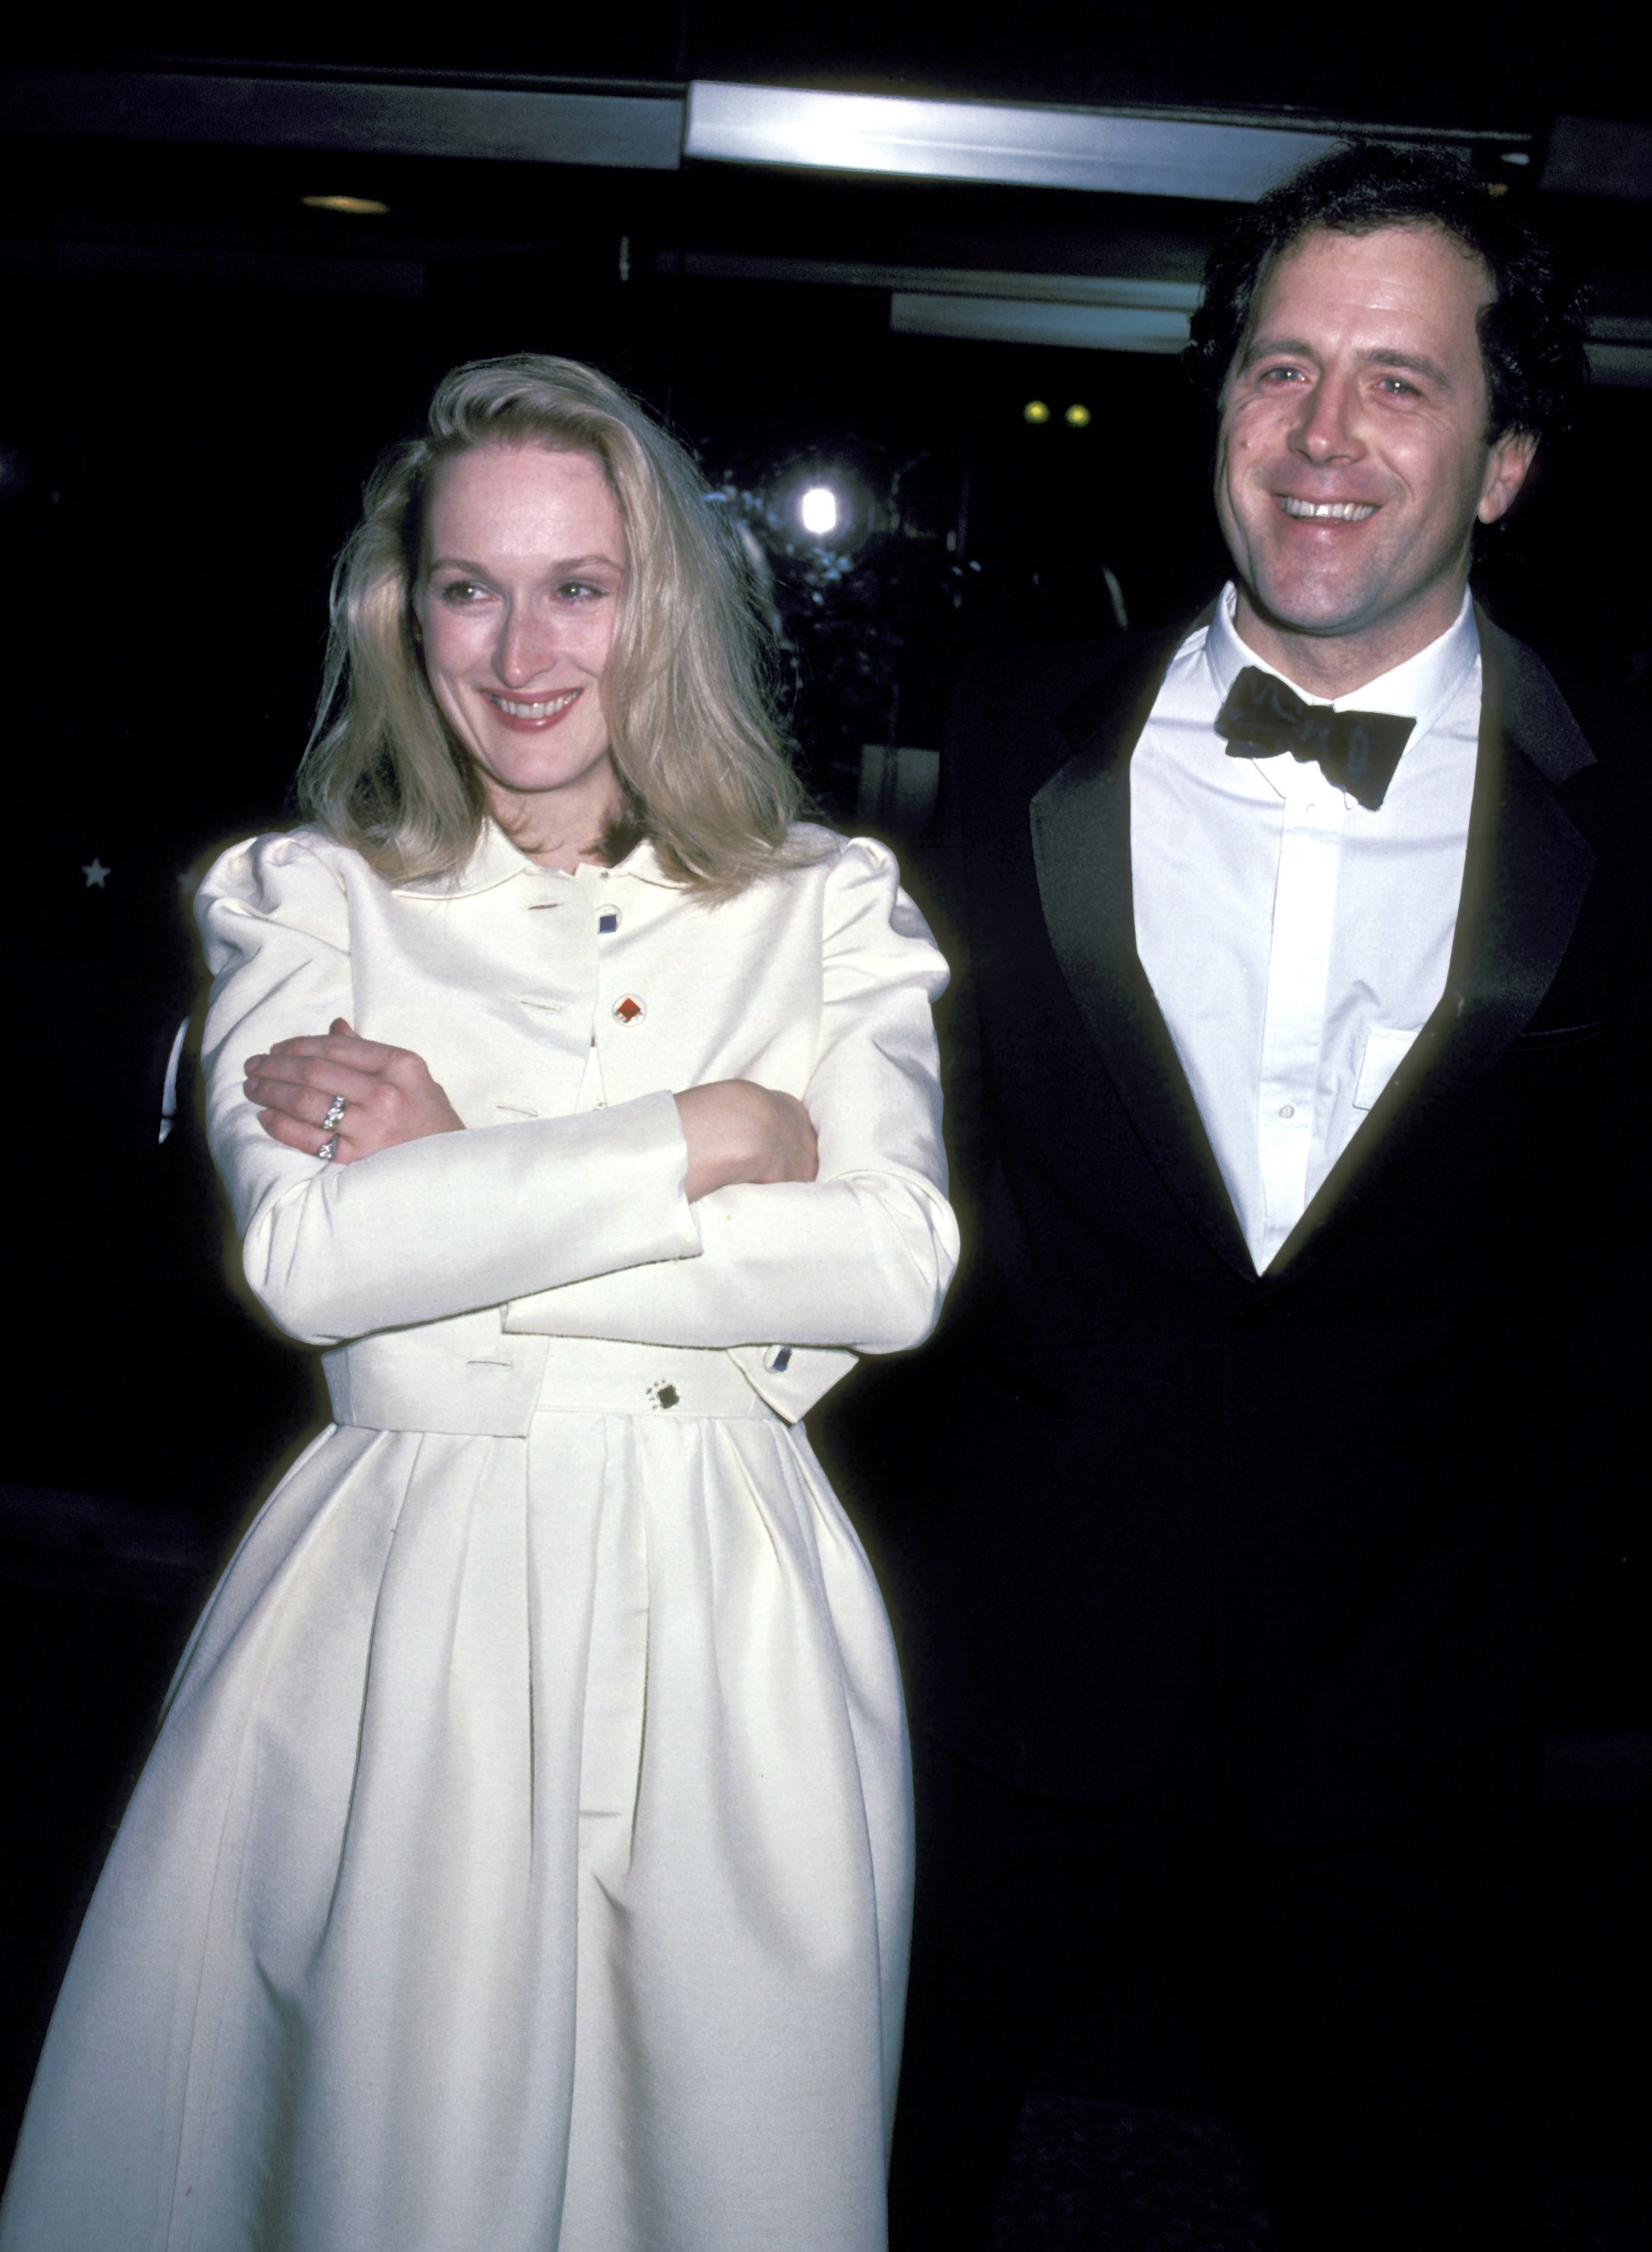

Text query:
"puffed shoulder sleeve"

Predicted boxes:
[[197, 833, 700, 1346], [502, 835, 959, 1358]]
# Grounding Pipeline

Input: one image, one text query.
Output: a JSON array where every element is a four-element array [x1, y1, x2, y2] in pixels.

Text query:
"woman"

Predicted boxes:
[[1, 356, 955, 2252]]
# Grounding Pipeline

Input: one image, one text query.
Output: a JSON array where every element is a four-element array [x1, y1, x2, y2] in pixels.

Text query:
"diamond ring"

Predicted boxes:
[[317, 1134, 340, 1164], [321, 1093, 347, 1131]]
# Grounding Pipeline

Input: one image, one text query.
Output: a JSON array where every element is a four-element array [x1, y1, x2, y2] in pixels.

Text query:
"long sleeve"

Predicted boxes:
[[502, 839, 958, 1356], [197, 834, 702, 1348]]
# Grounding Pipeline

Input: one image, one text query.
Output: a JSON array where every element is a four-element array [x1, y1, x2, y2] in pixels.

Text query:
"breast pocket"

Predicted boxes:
[[1353, 1024, 1423, 1112]]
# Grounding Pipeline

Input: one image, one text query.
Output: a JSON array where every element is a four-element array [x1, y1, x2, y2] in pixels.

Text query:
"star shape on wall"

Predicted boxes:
[[82, 857, 111, 888]]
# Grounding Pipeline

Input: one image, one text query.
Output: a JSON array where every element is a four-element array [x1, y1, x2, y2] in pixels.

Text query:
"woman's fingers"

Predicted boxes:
[[260, 1026, 400, 1075], [245, 1025, 464, 1159], [242, 1054, 381, 1123], [255, 1103, 354, 1161]]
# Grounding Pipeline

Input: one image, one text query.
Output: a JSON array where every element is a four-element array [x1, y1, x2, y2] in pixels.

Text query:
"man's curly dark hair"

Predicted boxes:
[[1184, 143, 1590, 445]]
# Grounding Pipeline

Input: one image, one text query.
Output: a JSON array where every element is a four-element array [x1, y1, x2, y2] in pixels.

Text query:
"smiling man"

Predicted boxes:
[[846, 146, 1648, 2250], [1213, 222, 1535, 685]]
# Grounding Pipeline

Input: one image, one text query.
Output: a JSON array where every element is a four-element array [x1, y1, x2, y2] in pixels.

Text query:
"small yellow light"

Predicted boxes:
[[302, 194, 390, 216], [1023, 399, 1051, 425], [1064, 403, 1092, 428]]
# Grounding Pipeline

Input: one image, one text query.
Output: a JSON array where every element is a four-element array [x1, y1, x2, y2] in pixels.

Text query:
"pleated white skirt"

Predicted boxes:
[[0, 1397, 910, 2252]]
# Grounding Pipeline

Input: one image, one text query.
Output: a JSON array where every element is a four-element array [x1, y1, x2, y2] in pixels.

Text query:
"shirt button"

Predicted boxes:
[[1278, 1103, 1295, 1118], [612, 995, 646, 1025]]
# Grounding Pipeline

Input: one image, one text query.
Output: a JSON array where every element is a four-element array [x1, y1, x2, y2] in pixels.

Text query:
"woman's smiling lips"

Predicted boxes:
[[480, 685, 584, 731]]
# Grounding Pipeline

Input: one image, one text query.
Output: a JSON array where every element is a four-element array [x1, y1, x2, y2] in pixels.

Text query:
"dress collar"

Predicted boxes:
[[391, 821, 672, 899]]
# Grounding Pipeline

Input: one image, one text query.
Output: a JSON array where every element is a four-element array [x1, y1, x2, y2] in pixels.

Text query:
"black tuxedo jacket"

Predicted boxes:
[[835, 607, 1648, 1847]]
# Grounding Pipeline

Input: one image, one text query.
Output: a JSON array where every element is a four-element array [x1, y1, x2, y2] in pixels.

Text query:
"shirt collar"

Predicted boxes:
[[1203, 581, 1480, 742]]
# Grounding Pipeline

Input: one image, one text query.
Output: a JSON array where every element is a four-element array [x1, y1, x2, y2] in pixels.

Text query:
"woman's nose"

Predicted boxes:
[[495, 603, 563, 688]]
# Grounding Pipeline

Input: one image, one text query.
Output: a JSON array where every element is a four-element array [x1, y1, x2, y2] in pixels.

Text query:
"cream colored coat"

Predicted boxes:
[[0, 820, 956, 2252]]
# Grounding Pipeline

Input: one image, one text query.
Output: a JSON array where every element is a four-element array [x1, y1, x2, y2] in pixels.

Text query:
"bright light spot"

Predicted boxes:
[[1023, 400, 1051, 424], [302, 194, 390, 216], [1064, 403, 1092, 428], [799, 485, 840, 537]]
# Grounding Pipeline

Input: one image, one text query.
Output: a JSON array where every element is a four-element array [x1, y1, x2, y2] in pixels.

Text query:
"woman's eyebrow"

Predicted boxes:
[[426, 552, 625, 574]]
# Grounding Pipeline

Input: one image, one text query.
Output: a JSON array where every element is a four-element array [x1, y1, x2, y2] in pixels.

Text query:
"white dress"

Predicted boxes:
[[0, 820, 957, 2252]]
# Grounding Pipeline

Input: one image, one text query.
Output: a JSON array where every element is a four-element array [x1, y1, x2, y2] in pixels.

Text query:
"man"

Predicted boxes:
[[844, 145, 1646, 2249]]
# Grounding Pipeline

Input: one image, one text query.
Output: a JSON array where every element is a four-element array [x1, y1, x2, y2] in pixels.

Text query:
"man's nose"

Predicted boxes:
[[1290, 373, 1365, 466]]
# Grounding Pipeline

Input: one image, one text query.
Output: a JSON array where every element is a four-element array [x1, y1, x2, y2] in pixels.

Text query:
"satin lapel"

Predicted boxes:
[[1031, 628, 1255, 1278], [1267, 628, 1597, 1283]]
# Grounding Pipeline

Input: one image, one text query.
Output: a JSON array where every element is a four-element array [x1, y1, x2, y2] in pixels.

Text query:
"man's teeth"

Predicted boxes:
[[491, 691, 578, 718], [1279, 497, 1377, 522]]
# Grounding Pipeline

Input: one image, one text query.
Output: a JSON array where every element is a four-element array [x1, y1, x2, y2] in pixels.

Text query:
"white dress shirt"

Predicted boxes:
[[1131, 583, 1482, 1272]]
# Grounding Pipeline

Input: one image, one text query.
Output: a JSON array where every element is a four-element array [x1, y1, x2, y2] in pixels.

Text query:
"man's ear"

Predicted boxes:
[[1478, 427, 1539, 526]]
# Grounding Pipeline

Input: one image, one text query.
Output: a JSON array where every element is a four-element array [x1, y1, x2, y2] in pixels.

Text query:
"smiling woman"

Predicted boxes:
[[415, 444, 629, 867], [300, 354, 815, 894], [0, 355, 957, 2252]]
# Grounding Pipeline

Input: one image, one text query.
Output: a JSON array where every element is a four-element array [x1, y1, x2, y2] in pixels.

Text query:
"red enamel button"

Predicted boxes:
[[612, 995, 645, 1025]]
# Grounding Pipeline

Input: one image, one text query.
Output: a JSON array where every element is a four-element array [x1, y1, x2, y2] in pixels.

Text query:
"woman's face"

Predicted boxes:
[[414, 442, 626, 854]]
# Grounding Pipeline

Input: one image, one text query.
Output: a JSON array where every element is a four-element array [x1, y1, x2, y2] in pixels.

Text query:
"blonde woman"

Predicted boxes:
[[1, 356, 955, 2252]]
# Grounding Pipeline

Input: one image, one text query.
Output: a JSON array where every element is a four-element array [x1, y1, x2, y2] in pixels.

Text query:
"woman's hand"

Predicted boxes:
[[675, 1080, 818, 1203], [245, 1019, 464, 1164]]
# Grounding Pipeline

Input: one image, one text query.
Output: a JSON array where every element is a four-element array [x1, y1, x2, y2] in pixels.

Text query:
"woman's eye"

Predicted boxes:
[[438, 580, 486, 604], [557, 580, 607, 602]]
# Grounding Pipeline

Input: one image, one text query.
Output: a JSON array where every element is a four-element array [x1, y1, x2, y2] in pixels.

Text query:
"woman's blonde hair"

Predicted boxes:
[[297, 354, 814, 894]]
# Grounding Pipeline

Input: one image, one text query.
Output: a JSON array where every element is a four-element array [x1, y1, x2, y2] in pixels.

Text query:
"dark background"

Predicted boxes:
[[2, 9, 1648, 2237]]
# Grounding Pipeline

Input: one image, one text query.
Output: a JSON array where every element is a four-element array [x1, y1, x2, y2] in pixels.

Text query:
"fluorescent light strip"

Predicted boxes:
[[687, 82, 1344, 201], [892, 294, 1191, 354]]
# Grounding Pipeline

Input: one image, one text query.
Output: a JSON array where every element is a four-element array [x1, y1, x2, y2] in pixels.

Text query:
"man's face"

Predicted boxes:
[[1214, 223, 1536, 680]]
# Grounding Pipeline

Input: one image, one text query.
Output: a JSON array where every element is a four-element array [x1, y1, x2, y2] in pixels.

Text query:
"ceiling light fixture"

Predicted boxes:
[[302, 194, 390, 216]]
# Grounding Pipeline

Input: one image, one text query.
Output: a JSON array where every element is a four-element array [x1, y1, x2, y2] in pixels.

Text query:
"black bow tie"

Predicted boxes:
[[1214, 666, 1416, 811]]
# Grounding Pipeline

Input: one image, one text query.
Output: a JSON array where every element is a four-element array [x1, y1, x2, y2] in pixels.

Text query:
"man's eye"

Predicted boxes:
[[1256, 365, 1305, 385], [1379, 377, 1421, 397]]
